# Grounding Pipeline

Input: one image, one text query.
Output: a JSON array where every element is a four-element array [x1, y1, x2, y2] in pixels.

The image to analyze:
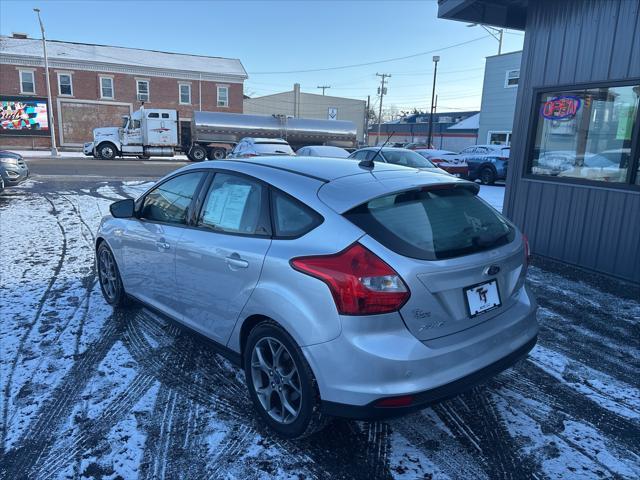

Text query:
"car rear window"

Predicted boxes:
[[344, 187, 514, 260], [255, 143, 294, 155]]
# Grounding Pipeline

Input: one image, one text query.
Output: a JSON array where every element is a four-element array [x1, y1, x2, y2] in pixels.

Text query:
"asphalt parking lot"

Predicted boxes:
[[0, 160, 638, 479]]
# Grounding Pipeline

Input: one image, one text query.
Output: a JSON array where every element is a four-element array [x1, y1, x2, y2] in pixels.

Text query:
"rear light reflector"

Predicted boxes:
[[375, 395, 414, 407], [290, 243, 410, 315]]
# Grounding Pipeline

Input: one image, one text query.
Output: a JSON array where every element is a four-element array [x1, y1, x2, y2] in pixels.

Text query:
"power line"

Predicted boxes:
[[247, 35, 490, 74]]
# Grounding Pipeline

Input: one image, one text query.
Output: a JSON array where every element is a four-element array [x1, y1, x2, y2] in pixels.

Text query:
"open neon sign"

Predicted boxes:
[[541, 96, 581, 120]]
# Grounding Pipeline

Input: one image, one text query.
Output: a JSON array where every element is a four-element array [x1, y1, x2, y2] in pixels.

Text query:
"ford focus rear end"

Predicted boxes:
[[299, 179, 538, 419]]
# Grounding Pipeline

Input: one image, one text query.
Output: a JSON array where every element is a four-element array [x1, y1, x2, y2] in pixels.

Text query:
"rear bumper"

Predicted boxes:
[[321, 334, 537, 419], [303, 285, 538, 418]]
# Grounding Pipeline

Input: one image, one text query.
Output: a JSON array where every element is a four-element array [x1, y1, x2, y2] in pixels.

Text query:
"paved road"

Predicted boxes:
[[1, 177, 638, 479], [23, 155, 189, 181]]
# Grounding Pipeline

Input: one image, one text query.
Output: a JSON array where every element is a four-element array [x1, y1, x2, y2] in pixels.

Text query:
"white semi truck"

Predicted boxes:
[[85, 107, 358, 161]]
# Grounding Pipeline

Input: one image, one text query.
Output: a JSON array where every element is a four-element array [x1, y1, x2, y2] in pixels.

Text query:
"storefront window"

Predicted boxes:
[[529, 84, 639, 184]]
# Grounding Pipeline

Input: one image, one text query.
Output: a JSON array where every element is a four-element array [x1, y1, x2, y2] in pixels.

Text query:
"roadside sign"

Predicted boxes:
[[328, 107, 338, 120]]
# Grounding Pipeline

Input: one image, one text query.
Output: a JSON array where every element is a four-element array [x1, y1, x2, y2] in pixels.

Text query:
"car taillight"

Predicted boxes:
[[290, 243, 410, 315]]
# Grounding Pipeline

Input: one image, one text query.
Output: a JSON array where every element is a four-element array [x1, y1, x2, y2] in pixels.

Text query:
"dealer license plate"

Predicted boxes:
[[465, 280, 501, 317]]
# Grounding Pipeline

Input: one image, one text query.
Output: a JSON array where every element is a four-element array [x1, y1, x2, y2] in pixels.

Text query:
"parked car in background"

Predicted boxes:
[[228, 138, 295, 159], [0, 150, 29, 188], [533, 149, 628, 182], [296, 145, 350, 158], [404, 142, 432, 150], [348, 147, 449, 175], [414, 149, 469, 177], [453, 144, 510, 185], [97, 157, 537, 438]]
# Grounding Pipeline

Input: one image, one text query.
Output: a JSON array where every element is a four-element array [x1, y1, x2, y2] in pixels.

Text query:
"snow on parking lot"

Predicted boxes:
[[1, 180, 638, 479]]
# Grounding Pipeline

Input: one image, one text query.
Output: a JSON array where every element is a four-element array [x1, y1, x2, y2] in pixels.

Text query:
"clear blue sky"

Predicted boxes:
[[1, 0, 524, 115]]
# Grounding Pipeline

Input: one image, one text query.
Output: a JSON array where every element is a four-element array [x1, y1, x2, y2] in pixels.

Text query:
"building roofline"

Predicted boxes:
[[0, 35, 248, 79]]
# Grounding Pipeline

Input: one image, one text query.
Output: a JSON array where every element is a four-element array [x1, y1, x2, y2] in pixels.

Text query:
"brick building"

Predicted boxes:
[[0, 34, 247, 149]]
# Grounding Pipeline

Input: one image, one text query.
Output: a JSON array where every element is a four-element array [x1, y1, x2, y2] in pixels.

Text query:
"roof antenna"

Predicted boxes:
[[359, 130, 396, 169]]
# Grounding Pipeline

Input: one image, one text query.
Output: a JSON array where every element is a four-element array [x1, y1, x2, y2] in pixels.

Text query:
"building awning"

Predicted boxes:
[[438, 0, 528, 30], [448, 113, 480, 130]]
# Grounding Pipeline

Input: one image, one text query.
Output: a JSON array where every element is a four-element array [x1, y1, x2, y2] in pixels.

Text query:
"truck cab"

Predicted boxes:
[[91, 108, 178, 159]]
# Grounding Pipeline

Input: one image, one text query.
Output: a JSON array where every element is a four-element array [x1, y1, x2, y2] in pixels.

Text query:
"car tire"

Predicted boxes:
[[244, 321, 329, 438], [480, 167, 496, 185], [189, 145, 207, 162], [207, 148, 226, 160], [97, 242, 130, 308], [97, 142, 117, 160]]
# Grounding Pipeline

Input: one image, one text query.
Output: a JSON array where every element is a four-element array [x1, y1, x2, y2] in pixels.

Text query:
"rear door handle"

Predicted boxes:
[[225, 255, 249, 269], [156, 241, 170, 250]]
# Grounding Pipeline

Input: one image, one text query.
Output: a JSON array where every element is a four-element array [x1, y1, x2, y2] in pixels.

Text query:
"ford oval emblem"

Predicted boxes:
[[485, 265, 500, 276]]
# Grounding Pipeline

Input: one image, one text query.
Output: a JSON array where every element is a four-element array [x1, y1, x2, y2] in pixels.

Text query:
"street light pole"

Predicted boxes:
[[34, 8, 58, 157], [427, 56, 439, 149]]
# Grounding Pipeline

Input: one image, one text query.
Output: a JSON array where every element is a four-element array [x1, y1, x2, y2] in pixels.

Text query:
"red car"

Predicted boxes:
[[415, 149, 469, 177]]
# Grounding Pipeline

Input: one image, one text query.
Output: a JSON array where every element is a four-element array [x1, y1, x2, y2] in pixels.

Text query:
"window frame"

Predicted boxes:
[[136, 79, 150, 102], [504, 69, 520, 88], [57, 72, 73, 96], [523, 78, 640, 191], [217, 85, 229, 107], [179, 82, 191, 105], [19, 69, 35, 94], [135, 170, 209, 226], [100, 75, 114, 99]]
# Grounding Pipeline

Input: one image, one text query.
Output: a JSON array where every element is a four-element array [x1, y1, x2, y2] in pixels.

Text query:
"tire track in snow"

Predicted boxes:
[[495, 361, 640, 453], [0, 312, 125, 478], [431, 386, 542, 480], [34, 372, 156, 480], [0, 194, 68, 451], [392, 412, 489, 479]]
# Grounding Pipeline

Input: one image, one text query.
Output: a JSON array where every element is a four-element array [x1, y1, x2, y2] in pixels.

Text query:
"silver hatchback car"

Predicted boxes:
[[96, 157, 538, 437]]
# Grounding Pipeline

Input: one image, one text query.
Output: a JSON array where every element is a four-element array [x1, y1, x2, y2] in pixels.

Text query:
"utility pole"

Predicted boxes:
[[364, 95, 370, 145], [468, 23, 503, 55], [34, 8, 58, 157], [376, 73, 390, 145], [427, 56, 440, 149], [317, 85, 331, 95]]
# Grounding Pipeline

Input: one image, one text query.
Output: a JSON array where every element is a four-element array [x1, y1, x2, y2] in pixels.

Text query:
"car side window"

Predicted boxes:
[[351, 151, 367, 160], [368, 150, 382, 162], [140, 172, 205, 224], [198, 173, 267, 235], [271, 190, 321, 238]]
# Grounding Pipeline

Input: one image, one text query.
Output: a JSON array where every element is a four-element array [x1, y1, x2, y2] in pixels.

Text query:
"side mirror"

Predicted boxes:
[[109, 198, 135, 218]]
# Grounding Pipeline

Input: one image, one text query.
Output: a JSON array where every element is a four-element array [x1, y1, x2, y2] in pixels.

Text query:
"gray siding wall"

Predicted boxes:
[[504, 0, 640, 283], [478, 51, 522, 144]]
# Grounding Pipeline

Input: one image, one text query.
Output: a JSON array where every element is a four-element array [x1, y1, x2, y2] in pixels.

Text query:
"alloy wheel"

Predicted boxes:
[[250, 337, 302, 424], [98, 248, 118, 301]]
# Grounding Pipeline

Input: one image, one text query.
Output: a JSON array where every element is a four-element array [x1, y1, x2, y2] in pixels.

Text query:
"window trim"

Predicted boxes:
[[523, 78, 640, 191], [179, 82, 191, 105], [136, 79, 150, 102], [99, 75, 114, 99], [487, 130, 512, 145], [217, 85, 229, 108], [135, 170, 209, 226], [504, 69, 520, 88], [57, 72, 73, 97], [19, 68, 35, 94]]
